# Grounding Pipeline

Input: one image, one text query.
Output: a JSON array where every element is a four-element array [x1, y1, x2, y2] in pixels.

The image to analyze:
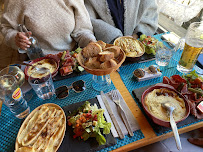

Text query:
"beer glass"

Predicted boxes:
[[177, 22, 203, 73]]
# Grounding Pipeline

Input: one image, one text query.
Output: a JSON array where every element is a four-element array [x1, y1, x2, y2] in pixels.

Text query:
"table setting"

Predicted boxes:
[[0, 22, 203, 152]]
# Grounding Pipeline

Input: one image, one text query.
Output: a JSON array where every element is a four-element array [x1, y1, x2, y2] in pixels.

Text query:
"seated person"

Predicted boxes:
[[1, 0, 96, 55], [85, 0, 158, 43]]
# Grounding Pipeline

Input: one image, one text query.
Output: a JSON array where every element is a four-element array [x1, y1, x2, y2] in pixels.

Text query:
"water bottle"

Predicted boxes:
[[19, 24, 44, 60]]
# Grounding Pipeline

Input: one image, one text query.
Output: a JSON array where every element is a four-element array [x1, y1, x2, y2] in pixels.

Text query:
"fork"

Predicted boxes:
[[111, 90, 134, 136]]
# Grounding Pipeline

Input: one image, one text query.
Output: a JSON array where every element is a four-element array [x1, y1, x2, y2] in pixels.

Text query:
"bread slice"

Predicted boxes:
[[82, 42, 102, 58], [84, 57, 101, 69], [100, 59, 117, 69], [103, 46, 120, 58], [98, 51, 114, 62], [96, 40, 106, 49]]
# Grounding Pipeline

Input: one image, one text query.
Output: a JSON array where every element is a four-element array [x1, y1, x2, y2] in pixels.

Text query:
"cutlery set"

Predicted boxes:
[[100, 90, 134, 138]]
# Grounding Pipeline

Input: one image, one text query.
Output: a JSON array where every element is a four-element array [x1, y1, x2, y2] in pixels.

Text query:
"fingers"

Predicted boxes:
[[15, 32, 31, 50], [188, 138, 203, 146]]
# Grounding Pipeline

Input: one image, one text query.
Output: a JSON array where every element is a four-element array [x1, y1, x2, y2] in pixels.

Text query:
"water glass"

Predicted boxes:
[[155, 43, 174, 66], [0, 74, 30, 119], [28, 71, 55, 100]]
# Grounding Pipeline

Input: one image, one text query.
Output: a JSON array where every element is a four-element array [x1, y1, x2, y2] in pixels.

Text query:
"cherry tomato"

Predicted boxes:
[[72, 53, 78, 58]]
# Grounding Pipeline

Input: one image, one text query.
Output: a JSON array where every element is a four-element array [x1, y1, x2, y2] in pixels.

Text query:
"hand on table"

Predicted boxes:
[[15, 32, 32, 50]]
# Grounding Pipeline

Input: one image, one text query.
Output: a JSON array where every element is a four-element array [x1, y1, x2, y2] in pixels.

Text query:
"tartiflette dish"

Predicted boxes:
[[144, 88, 187, 122], [113, 36, 145, 57], [141, 84, 190, 127], [27, 58, 58, 79]]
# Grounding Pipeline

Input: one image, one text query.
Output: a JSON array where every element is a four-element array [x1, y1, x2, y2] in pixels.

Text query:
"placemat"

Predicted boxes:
[[132, 86, 203, 136], [0, 73, 144, 152], [58, 98, 116, 152]]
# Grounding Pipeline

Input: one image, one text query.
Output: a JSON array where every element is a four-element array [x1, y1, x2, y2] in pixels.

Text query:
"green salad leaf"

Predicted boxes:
[[68, 101, 111, 145]]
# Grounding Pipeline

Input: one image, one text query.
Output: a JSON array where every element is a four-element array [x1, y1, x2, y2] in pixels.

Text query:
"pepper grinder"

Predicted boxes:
[[18, 24, 44, 60]]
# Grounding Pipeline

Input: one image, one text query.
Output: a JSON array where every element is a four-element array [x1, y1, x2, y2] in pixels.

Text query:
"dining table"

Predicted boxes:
[[0, 33, 203, 152]]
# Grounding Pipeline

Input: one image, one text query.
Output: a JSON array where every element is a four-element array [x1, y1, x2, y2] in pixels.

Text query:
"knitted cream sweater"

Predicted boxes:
[[1, 0, 96, 55]]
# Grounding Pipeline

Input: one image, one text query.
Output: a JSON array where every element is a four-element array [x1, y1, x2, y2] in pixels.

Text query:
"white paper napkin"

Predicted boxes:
[[97, 89, 140, 137]]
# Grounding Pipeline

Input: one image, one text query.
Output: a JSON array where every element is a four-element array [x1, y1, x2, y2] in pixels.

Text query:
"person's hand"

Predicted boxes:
[[15, 32, 32, 50]]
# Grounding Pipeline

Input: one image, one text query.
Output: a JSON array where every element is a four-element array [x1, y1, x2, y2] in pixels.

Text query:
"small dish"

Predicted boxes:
[[24, 56, 59, 80], [141, 83, 190, 127], [113, 36, 145, 61]]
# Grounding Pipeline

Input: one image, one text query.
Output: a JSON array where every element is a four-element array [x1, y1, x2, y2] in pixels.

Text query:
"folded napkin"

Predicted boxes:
[[97, 89, 140, 138]]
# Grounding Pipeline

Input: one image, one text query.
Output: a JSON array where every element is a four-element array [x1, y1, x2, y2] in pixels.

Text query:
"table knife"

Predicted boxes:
[[117, 104, 134, 136], [100, 91, 124, 139]]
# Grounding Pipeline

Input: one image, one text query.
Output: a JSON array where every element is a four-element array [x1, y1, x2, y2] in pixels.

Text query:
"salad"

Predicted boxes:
[[139, 34, 160, 55], [67, 101, 111, 145]]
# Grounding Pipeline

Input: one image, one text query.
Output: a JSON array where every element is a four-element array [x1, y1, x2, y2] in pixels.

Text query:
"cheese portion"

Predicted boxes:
[[27, 59, 57, 78], [144, 89, 186, 122]]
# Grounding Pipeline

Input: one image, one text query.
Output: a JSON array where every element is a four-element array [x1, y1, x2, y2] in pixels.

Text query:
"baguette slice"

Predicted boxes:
[[96, 40, 106, 49], [100, 59, 117, 69], [82, 42, 102, 58], [103, 46, 120, 58], [84, 57, 101, 69], [98, 51, 114, 62]]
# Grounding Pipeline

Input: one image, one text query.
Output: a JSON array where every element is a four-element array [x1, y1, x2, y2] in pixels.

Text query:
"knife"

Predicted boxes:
[[111, 90, 134, 136], [115, 102, 134, 136], [100, 91, 124, 139]]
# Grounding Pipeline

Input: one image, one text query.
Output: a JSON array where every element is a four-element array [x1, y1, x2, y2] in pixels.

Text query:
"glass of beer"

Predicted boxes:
[[177, 22, 203, 73]]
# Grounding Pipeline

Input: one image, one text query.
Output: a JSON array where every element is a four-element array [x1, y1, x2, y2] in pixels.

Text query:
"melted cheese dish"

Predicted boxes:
[[27, 59, 57, 78], [114, 37, 144, 57], [144, 88, 186, 122]]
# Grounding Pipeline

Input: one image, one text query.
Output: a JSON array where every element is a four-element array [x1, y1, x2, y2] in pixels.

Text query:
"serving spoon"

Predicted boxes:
[[19, 62, 48, 72], [161, 102, 182, 150]]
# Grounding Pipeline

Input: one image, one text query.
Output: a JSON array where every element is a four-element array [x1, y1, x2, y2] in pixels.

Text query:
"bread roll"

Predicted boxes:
[[103, 46, 120, 58], [82, 42, 102, 58], [97, 40, 106, 49], [98, 51, 114, 62], [100, 59, 117, 69], [84, 57, 101, 69]]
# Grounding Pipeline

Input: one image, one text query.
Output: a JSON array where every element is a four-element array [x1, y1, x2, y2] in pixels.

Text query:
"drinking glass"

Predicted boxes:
[[0, 74, 30, 119], [155, 42, 175, 67], [28, 70, 55, 100], [177, 22, 203, 73], [0, 66, 25, 87], [92, 75, 111, 91]]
